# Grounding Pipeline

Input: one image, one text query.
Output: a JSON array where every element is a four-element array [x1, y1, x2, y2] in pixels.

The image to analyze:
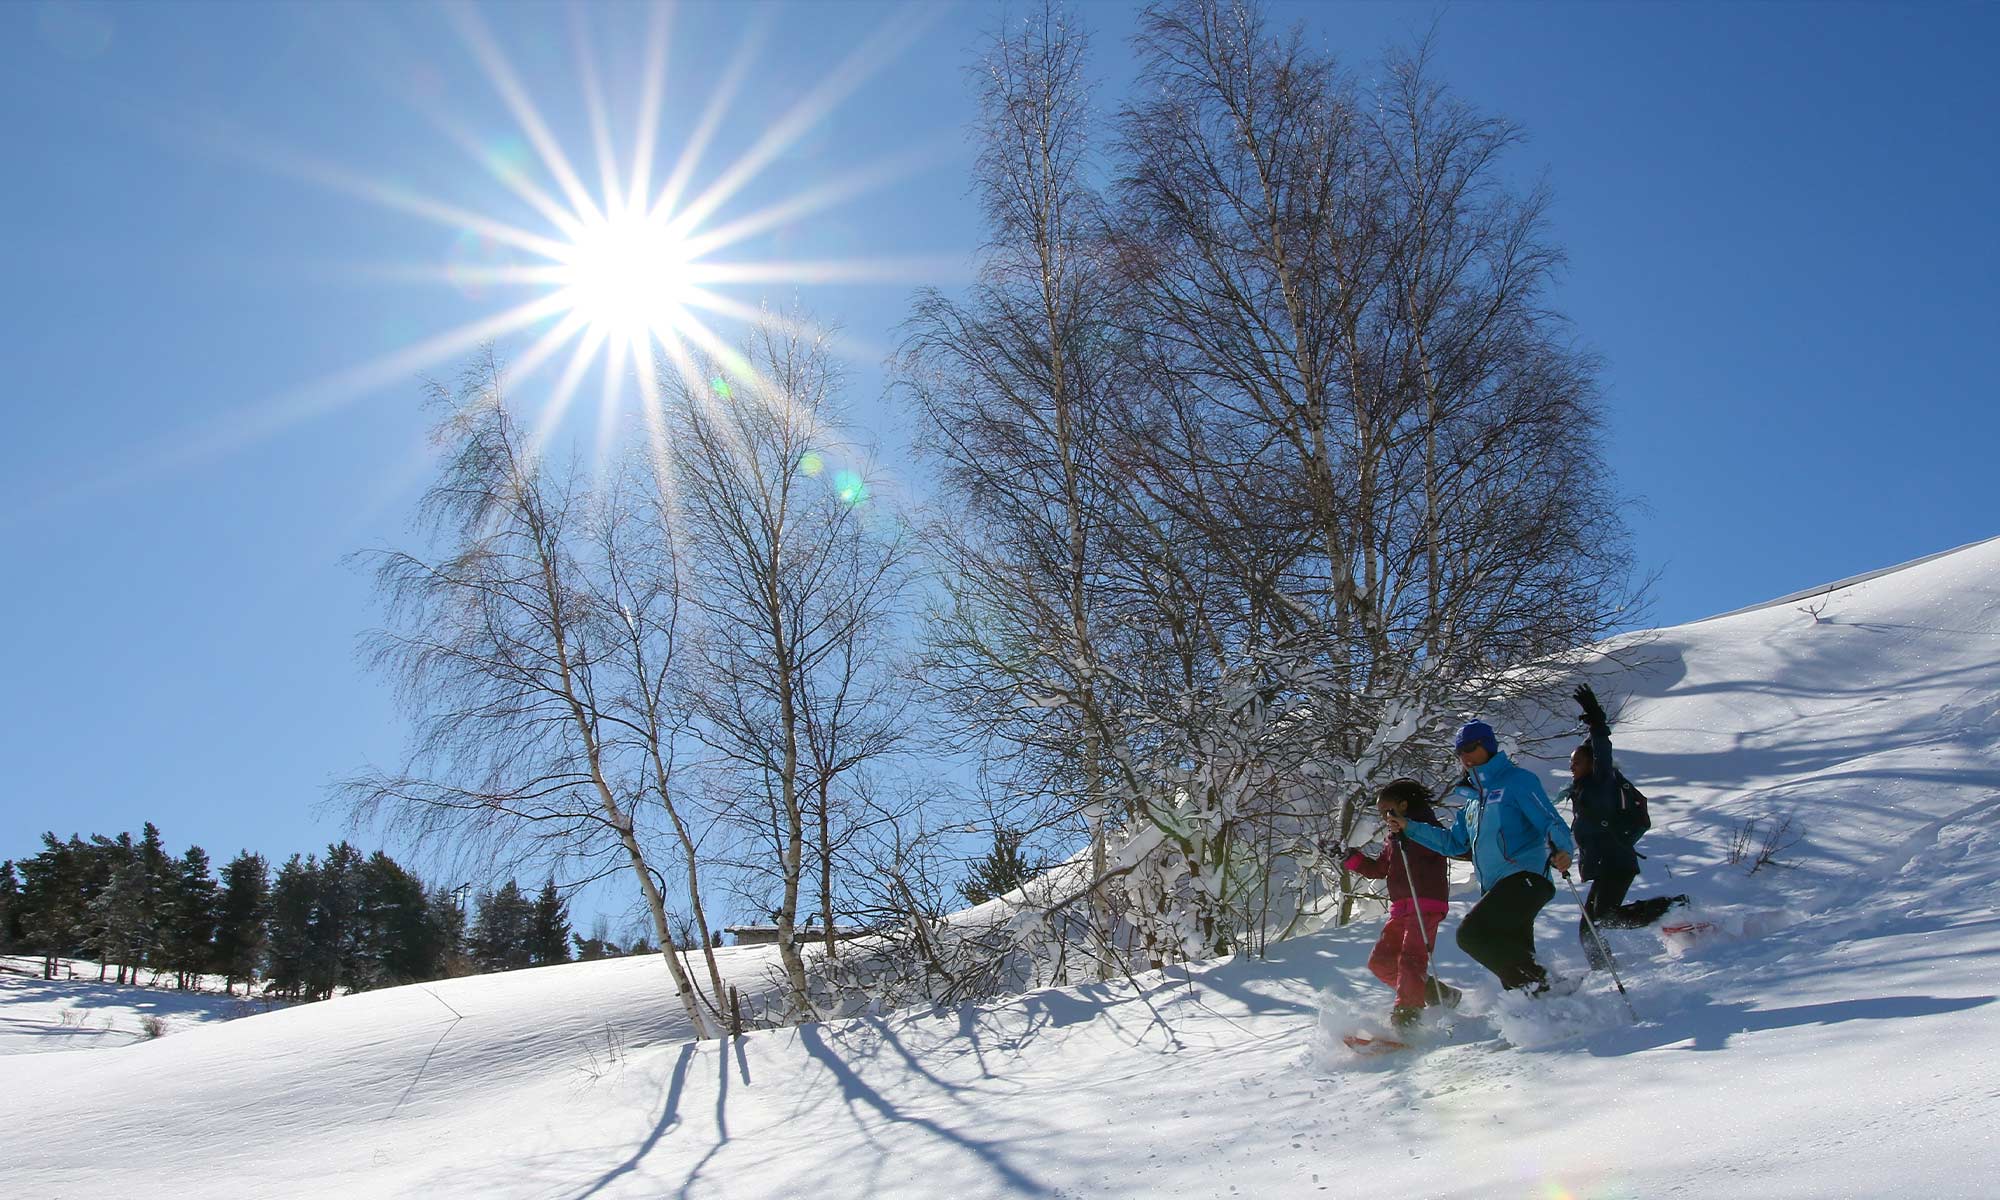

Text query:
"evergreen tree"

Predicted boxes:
[[214, 852, 270, 996], [9, 831, 468, 996], [529, 879, 572, 967], [266, 854, 318, 1000], [17, 834, 88, 978], [358, 851, 439, 988], [160, 846, 220, 989], [0, 860, 20, 953], [9, 831, 553, 995], [960, 828, 1039, 906], [134, 823, 175, 976], [309, 842, 366, 1000], [87, 833, 147, 984], [572, 913, 618, 961], [468, 882, 535, 972], [425, 885, 470, 978], [572, 932, 615, 961]]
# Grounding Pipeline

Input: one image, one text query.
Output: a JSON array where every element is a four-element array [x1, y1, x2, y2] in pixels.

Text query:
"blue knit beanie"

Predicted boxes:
[[1454, 720, 1498, 756]]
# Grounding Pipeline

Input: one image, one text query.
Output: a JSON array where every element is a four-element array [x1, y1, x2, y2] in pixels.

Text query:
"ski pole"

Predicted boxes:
[[1564, 870, 1637, 1021], [1395, 837, 1435, 956], [1399, 836, 1459, 1011]]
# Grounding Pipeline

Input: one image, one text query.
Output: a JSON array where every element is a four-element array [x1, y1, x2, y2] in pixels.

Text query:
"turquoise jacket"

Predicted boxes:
[[1400, 751, 1577, 894]]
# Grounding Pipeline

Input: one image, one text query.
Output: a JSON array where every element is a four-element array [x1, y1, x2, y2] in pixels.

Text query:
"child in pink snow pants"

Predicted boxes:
[[1342, 779, 1461, 1029]]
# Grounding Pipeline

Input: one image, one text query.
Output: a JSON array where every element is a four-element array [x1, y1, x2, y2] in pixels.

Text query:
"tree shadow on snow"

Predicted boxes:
[[942, 972, 1193, 1062], [0, 976, 213, 1011], [1580, 992, 1995, 1056], [843, 1015, 982, 1105], [791, 1021, 1048, 1195], [570, 1041, 699, 1200], [562, 1014, 1056, 1198]]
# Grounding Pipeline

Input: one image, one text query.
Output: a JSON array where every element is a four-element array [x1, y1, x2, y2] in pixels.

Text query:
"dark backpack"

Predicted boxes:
[[1611, 772, 1652, 844]]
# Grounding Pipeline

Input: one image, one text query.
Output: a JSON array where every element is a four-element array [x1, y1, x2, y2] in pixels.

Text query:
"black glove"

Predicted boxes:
[[1574, 684, 1608, 729]]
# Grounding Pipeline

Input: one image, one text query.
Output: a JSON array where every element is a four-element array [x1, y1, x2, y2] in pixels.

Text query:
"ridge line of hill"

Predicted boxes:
[[1695, 532, 2000, 624]]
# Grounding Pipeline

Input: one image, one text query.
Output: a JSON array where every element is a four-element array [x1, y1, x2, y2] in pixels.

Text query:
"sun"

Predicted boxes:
[[363, 1, 950, 452], [74, 3, 959, 504], [554, 210, 697, 341]]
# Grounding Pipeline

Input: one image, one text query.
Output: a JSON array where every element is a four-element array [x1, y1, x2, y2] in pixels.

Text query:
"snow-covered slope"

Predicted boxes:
[[0, 958, 271, 1054], [5, 539, 1998, 1198]]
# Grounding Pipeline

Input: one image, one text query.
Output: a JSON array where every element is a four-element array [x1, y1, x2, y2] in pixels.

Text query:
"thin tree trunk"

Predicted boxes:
[[646, 754, 727, 1013], [770, 570, 814, 1018], [818, 778, 837, 960], [535, 506, 711, 1039]]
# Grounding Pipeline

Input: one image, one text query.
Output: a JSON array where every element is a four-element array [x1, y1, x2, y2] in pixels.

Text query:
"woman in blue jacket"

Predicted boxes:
[[1387, 720, 1576, 994]]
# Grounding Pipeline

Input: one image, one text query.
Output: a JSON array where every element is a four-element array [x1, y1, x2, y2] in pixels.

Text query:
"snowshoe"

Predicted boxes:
[[1661, 919, 1717, 937], [1342, 1032, 1411, 1056], [1659, 906, 1718, 955], [1618, 894, 1688, 927]]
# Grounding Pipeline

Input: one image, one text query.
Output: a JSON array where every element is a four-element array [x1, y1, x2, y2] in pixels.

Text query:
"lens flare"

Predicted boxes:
[[832, 469, 867, 505], [484, 134, 534, 184], [446, 229, 515, 300]]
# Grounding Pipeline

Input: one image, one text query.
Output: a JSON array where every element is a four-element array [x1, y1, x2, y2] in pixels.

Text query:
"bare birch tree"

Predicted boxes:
[[897, 1, 1136, 977], [586, 469, 729, 1007], [347, 351, 713, 1037], [664, 319, 914, 1018], [898, 0, 1637, 974], [1110, 0, 1634, 901]]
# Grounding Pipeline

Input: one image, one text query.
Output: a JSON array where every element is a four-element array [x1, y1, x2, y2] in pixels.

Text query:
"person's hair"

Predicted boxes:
[[1376, 778, 1438, 826]]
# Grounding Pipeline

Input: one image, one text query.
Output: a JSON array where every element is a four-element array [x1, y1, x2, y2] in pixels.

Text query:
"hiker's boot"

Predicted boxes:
[[1423, 976, 1462, 1009], [1390, 1004, 1423, 1032], [1519, 964, 1553, 998]]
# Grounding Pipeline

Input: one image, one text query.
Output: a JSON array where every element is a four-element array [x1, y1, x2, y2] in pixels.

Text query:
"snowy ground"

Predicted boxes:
[[0, 957, 273, 1054], [4, 537, 1998, 1198]]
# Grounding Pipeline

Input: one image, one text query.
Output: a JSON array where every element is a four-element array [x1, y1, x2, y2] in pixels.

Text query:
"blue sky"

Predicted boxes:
[[4, 1, 1995, 920]]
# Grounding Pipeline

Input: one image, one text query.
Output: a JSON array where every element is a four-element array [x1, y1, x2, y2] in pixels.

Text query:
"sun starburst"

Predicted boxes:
[[47, 1, 962, 511], [553, 209, 698, 342], [401, 0, 949, 460]]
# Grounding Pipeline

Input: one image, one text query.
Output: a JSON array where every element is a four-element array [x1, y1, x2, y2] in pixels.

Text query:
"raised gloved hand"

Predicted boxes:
[[1574, 684, 1608, 729]]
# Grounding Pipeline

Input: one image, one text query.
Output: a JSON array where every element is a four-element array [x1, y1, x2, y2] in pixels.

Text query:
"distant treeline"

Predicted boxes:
[[0, 824, 620, 999]]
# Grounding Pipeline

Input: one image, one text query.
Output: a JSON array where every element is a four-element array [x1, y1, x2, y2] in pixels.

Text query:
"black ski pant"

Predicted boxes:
[[1579, 868, 1680, 968], [1456, 871, 1556, 992]]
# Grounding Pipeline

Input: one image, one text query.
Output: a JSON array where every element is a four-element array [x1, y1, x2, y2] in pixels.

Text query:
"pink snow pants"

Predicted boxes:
[[1368, 908, 1445, 1008]]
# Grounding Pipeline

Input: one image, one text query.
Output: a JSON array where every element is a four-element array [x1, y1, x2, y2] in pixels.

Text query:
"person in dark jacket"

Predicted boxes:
[[1391, 721, 1576, 995], [1562, 684, 1687, 968], [1339, 780, 1462, 1029]]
